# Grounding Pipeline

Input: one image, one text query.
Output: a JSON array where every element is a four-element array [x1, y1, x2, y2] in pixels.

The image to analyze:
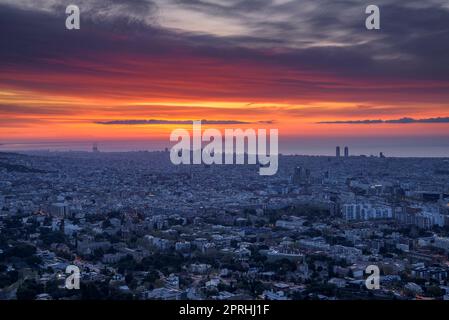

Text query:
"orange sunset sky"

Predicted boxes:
[[1, 0, 449, 155]]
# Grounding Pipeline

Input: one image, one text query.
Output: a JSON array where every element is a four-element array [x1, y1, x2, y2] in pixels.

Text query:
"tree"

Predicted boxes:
[[81, 282, 109, 300], [143, 270, 160, 284], [0, 270, 18, 289], [40, 231, 66, 246], [16, 279, 43, 300], [5, 243, 36, 258], [26, 255, 42, 267], [125, 273, 134, 286], [426, 286, 444, 298]]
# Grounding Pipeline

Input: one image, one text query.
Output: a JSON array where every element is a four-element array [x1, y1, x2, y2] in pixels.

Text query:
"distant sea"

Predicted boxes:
[[0, 136, 448, 157]]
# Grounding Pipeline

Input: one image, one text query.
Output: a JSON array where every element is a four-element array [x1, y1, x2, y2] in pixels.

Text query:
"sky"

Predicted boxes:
[[1, 0, 449, 155]]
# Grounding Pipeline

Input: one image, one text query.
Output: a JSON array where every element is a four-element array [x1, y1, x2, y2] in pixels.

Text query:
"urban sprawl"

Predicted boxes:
[[0, 146, 449, 300]]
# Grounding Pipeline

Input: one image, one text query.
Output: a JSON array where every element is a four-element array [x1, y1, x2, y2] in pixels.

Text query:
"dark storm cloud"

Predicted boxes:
[[0, 2, 163, 62], [1, 0, 449, 89], [173, 0, 449, 80]]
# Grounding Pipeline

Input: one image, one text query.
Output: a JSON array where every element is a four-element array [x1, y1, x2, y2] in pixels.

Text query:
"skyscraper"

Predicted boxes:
[[292, 166, 311, 186], [292, 166, 302, 185], [336, 146, 341, 157], [344, 146, 349, 157]]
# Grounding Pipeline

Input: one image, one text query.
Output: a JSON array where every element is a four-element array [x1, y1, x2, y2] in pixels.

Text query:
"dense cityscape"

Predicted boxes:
[[1, 147, 449, 300]]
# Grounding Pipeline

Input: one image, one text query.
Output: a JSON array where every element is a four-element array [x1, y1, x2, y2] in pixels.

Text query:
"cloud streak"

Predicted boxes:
[[95, 119, 274, 125], [318, 117, 449, 124]]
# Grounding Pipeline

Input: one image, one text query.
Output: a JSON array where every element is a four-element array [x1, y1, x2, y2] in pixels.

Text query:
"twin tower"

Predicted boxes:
[[336, 146, 349, 157]]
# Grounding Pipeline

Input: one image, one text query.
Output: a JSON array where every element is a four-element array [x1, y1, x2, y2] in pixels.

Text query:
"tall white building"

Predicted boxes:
[[343, 203, 392, 221], [49, 202, 70, 218]]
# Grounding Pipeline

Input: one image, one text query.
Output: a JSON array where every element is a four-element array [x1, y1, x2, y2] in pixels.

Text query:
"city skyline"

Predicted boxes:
[[1, 137, 449, 158]]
